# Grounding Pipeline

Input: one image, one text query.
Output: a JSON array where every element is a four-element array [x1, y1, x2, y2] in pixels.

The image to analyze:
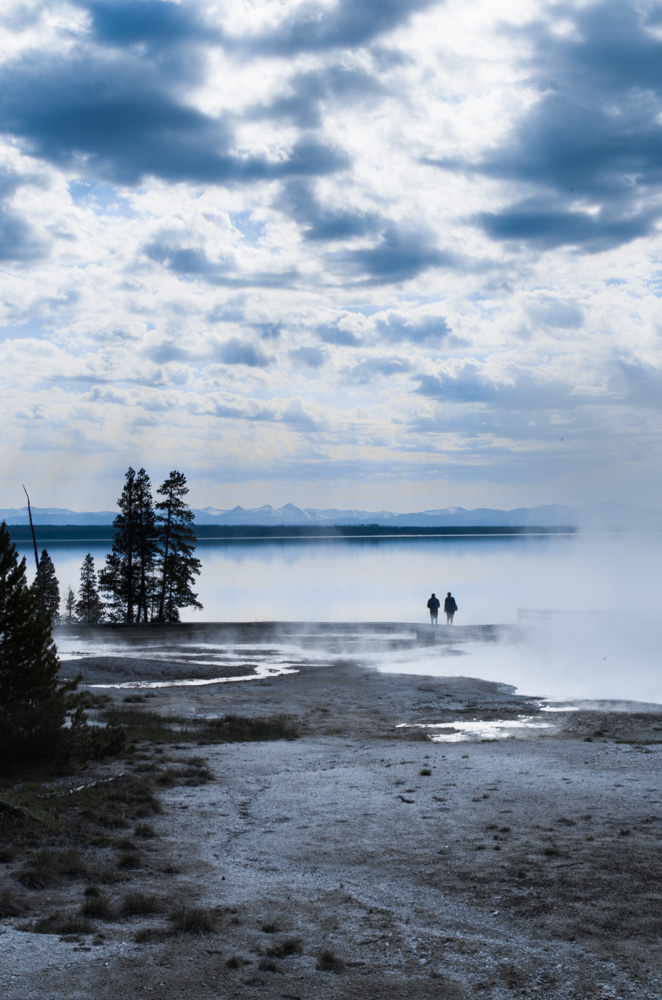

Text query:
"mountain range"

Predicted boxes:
[[2, 501, 661, 530]]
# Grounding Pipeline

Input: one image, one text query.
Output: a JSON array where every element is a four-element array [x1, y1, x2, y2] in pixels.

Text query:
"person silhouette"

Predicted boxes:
[[444, 591, 458, 625], [427, 592, 440, 624]]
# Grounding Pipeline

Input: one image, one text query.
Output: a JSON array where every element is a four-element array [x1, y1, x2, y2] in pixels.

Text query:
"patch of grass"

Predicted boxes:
[[543, 843, 561, 857], [134, 823, 156, 839], [134, 926, 168, 944], [81, 892, 115, 920], [25, 912, 95, 936], [120, 892, 161, 916], [0, 888, 26, 917], [266, 937, 302, 958], [17, 849, 88, 890], [197, 715, 299, 744], [226, 955, 247, 969], [169, 905, 216, 934], [258, 958, 281, 973], [419, 768, 432, 776], [117, 852, 141, 870], [261, 921, 281, 933], [316, 949, 344, 973], [103, 709, 195, 744]]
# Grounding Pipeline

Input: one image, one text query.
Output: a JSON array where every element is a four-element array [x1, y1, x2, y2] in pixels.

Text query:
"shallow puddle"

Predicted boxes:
[[396, 716, 555, 741]]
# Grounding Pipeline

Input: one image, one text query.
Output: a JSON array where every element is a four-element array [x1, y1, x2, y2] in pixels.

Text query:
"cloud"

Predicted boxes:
[[332, 224, 457, 283], [0, 52, 349, 187], [317, 324, 362, 346], [430, 3, 662, 252], [143, 238, 298, 288], [525, 298, 584, 331], [211, 338, 272, 368], [249, 65, 385, 130], [78, 0, 218, 51], [238, 0, 441, 56], [375, 312, 450, 344], [281, 178, 380, 242], [289, 346, 327, 368], [346, 355, 412, 383], [413, 364, 581, 411]]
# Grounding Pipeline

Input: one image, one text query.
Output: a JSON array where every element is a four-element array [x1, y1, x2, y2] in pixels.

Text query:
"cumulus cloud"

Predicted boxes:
[[210, 337, 272, 368], [332, 224, 457, 283], [289, 345, 327, 368], [2, 0, 662, 510], [375, 312, 450, 344], [236, 0, 442, 56], [281, 179, 380, 242], [434, 3, 662, 252], [346, 355, 412, 383]]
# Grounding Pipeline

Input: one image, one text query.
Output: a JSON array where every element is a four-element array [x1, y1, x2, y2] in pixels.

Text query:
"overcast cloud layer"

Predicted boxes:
[[1, 0, 662, 511]]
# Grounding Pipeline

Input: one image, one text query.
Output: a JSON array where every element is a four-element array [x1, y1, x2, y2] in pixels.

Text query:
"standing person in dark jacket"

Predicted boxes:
[[444, 592, 458, 625], [427, 593, 440, 624]]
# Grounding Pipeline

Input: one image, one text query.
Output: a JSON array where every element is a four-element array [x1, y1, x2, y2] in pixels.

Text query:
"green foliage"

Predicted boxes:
[[0, 523, 69, 769], [155, 470, 202, 623], [37, 549, 60, 621], [64, 586, 76, 623], [99, 467, 202, 623], [76, 553, 104, 623]]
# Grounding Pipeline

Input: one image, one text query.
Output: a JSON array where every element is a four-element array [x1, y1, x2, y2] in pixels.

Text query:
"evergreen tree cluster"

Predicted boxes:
[[0, 524, 71, 766], [99, 468, 202, 623], [14, 469, 202, 626]]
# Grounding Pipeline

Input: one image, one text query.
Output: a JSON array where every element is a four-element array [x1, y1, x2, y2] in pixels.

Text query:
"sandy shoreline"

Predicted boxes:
[[2, 623, 661, 999]]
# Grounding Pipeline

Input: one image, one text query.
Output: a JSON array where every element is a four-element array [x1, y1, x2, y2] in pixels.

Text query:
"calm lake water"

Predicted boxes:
[[15, 533, 662, 704]]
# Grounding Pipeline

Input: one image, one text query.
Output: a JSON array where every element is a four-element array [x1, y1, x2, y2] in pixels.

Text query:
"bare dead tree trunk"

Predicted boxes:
[[22, 484, 45, 615]]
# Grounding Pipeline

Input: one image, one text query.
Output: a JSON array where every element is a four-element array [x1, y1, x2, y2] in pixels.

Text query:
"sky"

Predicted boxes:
[[1, 0, 662, 514]]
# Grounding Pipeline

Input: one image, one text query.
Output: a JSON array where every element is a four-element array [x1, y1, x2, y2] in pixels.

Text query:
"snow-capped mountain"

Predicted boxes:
[[2, 501, 662, 529]]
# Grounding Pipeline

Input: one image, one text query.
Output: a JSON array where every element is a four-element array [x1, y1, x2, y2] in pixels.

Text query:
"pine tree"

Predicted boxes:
[[99, 467, 157, 623], [0, 522, 68, 766], [76, 554, 104, 624], [65, 586, 76, 623], [37, 549, 60, 621], [134, 468, 158, 622], [155, 471, 202, 622]]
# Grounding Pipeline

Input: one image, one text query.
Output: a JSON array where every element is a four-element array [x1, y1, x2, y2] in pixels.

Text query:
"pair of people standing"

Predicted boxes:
[[427, 592, 458, 625]]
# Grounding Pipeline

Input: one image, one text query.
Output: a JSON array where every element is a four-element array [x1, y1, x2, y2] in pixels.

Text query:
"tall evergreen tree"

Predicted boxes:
[[99, 467, 157, 623], [64, 586, 76, 623], [155, 471, 202, 623], [76, 554, 104, 623], [134, 468, 158, 622], [0, 522, 68, 766], [37, 549, 60, 621]]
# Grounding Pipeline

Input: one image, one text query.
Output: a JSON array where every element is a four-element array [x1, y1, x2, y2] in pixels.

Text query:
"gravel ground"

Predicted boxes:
[[1, 623, 661, 999]]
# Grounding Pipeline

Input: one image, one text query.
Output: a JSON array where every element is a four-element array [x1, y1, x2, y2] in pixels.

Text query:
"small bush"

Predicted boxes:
[[266, 937, 302, 959], [81, 893, 115, 920], [27, 912, 95, 936], [169, 906, 216, 934], [258, 958, 281, 973], [261, 922, 280, 933], [117, 852, 141, 870], [316, 949, 344, 973], [419, 768, 432, 776], [18, 849, 88, 889], [0, 888, 26, 917], [121, 892, 161, 916], [134, 824, 156, 839]]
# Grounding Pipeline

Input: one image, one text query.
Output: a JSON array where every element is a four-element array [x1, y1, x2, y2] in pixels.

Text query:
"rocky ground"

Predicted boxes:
[[1, 623, 661, 999]]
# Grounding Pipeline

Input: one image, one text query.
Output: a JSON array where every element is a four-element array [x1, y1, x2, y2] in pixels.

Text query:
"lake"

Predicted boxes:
[[15, 532, 662, 705]]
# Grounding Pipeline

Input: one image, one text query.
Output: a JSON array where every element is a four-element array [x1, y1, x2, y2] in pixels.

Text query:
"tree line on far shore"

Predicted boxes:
[[30, 467, 203, 626]]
